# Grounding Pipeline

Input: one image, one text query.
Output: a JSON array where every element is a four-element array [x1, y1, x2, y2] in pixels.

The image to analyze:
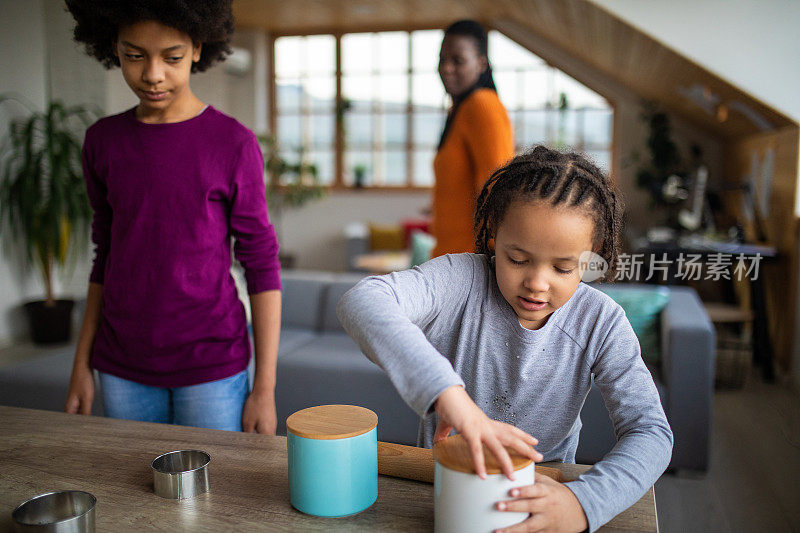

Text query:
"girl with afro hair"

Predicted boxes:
[[64, 0, 283, 435]]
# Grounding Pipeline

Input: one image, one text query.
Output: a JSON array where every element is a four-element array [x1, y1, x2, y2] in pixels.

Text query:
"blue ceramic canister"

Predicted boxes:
[[286, 404, 378, 517]]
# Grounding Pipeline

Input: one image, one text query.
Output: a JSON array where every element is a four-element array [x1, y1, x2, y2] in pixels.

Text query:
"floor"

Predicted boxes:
[[1, 343, 799, 532], [655, 370, 800, 532]]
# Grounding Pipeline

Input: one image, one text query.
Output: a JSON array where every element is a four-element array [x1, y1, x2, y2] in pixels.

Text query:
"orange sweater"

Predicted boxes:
[[432, 88, 514, 256]]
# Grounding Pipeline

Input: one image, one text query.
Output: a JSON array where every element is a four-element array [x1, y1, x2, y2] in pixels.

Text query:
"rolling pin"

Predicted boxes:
[[377, 441, 565, 483]]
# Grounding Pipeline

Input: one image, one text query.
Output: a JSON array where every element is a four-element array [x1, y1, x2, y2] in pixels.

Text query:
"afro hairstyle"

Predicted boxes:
[[65, 0, 234, 73]]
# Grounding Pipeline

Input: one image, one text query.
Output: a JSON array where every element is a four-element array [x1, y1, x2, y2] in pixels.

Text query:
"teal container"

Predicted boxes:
[[286, 405, 378, 517]]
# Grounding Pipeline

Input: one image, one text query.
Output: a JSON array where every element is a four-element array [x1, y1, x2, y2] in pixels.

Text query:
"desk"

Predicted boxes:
[[0, 406, 657, 532]]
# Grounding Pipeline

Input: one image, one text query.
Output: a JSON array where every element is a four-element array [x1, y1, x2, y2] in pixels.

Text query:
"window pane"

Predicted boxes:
[[553, 109, 581, 149], [583, 109, 613, 147], [277, 148, 300, 169], [383, 150, 407, 186], [381, 113, 407, 147], [494, 71, 520, 110], [520, 109, 547, 146], [411, 30, 444, 71], [545, 108, 559, 142], [412, 73, 446, 107], [342, 33, 374, 73], [585, 150, 610, 173], [508, 110, 524, 147], [553, 71, 607, 109], [377, 75, 408, 107], [275, 37, 302, 78], [302, 77, 335, 112], [412, 149, 436, 187], [488, 32, 545, 70], [345, 150, 374, 187], [309, 114, 335, 148], [277, 114, 302, 149], [343, 74, 374, 104], [345, 113, 373, 148], [377, 32, 408, 74], [522, 70, 549, 108], [413, 112, 445, 147], [307, 150, 335, 185], [276, 79, 302, 112], [306, 35, 335, 75]]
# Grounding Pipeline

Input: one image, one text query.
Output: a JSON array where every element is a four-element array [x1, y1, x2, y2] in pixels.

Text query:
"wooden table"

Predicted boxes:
[[0, 406, 657, 531], [354, 251, 411, 274]]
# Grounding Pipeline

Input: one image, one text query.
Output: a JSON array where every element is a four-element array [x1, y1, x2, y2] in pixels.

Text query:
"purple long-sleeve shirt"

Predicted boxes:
[[82, 106, 281, 387]]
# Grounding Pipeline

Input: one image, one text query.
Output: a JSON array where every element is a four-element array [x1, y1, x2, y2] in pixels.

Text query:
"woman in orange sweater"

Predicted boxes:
[[432, 20, 514, 256]]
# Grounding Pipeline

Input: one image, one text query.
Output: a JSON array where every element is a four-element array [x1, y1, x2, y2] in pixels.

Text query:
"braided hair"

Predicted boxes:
[[474, 145, 623, 281], [65, 0, 234, 73]]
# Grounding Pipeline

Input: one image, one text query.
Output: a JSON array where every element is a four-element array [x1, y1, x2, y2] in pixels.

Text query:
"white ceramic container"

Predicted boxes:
[[434, 435, 534, 533]]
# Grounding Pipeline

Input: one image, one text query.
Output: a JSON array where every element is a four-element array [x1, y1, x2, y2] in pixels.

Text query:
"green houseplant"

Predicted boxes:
[[0, 96, 97, 343], [257, 134, 326, 268]]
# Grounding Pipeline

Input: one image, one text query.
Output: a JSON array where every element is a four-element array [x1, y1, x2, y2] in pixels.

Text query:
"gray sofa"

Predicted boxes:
[[0, 271, 715, 471]]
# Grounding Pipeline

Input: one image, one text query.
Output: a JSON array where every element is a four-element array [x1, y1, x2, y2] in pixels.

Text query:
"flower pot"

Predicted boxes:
[[279, 252, 296, 270], [23, 299, 74, 344]]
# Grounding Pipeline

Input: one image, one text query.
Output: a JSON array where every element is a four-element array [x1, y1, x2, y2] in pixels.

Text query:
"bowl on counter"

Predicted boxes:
[[12, 490, 96, 532]]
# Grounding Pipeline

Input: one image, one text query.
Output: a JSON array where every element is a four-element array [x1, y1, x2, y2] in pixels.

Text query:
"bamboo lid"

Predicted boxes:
[[286, 405, 378, 440], [433, 434, 533, 475]]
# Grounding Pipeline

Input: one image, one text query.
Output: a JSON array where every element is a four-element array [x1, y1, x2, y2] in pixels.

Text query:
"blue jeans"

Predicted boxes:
[[98, 370, 249, 431]]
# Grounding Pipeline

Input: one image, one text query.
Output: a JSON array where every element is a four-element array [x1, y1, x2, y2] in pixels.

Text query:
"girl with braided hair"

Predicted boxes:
[[63, 0, 282, 435], [338, 145, 672, 532]]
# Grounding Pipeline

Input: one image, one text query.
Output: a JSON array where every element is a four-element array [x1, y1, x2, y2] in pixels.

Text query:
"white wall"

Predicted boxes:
[[590, 0, 800, 125], [0, 0, 49, 344]]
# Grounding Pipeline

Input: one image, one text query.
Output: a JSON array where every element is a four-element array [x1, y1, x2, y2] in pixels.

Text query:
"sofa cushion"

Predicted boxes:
[[280, 271, 334, 330], [275, 333, 420, 445], [368, 223, 405, 251], [0, 348, 104, 415], [321, 274, 366, 333], [278, 328, 317, 356], [596, 285, 670, 364]]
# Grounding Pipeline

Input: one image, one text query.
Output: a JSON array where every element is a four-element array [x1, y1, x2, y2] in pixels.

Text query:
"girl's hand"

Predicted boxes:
[[242, 387, 277, 434], [64, 362, 94, 415], [494, 473, 589, 533], [434, 385, 542, 480]]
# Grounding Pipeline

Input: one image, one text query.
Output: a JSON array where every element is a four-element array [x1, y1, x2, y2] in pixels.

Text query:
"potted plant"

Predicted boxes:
[[353, 163, 367, 188], [257, 134, 326, 268], [0, 96, 97, 343]]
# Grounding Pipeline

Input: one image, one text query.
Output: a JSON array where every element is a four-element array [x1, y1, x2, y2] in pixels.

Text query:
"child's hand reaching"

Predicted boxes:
[[494, 473, 589, 533], [434, 385, 543, 479]]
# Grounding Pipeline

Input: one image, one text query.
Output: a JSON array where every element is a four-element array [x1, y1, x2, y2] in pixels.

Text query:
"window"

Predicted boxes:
[[272, 30, 612, 188], [274, 35, 336, 185], [489, 32, 613, 172]]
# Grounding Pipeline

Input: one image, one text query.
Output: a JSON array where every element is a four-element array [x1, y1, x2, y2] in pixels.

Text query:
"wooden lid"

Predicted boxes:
[[286, 405, 378, 440], [433, 434, 533, 475]]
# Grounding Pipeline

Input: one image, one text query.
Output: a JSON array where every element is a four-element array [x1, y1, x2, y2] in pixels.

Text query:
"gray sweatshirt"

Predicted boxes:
[[337, 253, 673, 532]]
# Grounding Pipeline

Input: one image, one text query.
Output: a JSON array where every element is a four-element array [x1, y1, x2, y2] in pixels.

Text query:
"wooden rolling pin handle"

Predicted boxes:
[[377, 441, 565, 484], [378, 441, 435, 483]]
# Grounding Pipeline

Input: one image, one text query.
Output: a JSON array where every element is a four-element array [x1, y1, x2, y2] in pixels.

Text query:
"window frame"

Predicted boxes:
[[270, 26, 445, 192], [268, 26, 616, 191]]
